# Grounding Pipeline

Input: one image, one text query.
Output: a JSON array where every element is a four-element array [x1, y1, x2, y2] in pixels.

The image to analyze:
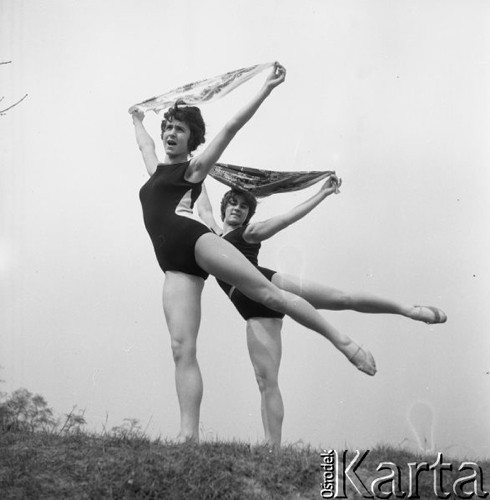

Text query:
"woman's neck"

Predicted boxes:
[[163, 152, 189, 164], [222, 221, 242, 236]]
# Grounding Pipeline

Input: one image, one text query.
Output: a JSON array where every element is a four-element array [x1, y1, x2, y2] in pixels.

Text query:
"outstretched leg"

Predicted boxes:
[[246, 318, 284, 447], [162, 271, 204, 442], [271, 273, 447, 323], [195, 233, 376, 376]]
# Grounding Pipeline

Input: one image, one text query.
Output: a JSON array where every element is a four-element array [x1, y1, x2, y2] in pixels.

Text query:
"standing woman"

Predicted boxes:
[[131, 63, 375, 442]]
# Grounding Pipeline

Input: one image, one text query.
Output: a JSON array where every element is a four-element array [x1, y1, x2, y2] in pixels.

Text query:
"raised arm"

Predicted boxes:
[[243, 175, 341, 243], [186, 63, 286, 183], [131, 109, 159, 175], [196, 183, 222, 234]]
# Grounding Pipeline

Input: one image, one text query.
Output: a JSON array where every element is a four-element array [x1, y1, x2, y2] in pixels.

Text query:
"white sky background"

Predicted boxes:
[[1, 0, 489, 458]]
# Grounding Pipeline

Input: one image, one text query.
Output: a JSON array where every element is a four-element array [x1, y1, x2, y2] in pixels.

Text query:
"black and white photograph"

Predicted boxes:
[[1, 1, 489, 497]]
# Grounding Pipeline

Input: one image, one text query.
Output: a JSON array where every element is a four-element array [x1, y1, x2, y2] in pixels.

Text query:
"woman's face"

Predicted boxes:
[[224, 194, 250, 227], [162, 118, 191, 157]]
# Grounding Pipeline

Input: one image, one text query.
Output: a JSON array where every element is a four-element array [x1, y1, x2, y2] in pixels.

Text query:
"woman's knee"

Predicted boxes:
[[256, 286, 285, 313], [170, 336, 197, 363], [335, 291, 353, 309], [253, 362, 279, 392], [255, 372, 278, 394]]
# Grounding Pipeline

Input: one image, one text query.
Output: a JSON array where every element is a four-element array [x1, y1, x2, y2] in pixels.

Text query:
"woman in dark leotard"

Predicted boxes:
[[197, 179, 447, 446], [131, 63, 376, 443]]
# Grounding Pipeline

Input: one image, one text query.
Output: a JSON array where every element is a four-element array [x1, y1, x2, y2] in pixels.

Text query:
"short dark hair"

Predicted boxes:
[[220, 189, 258, 225], [161, 99, 206, 153]]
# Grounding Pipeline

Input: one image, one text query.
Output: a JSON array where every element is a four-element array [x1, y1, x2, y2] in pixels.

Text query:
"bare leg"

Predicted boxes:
[[246, 318, 284, 447], [271, 273, 446, 323], [162, 271, 204, 441], [272, 273, 411, 314], [195, 233, 376, 375]]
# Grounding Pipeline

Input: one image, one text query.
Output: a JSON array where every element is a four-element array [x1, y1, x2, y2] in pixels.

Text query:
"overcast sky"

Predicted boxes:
[[1, 0, 489, 459]]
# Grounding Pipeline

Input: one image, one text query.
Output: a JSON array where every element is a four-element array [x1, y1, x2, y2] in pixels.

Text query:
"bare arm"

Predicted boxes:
[[243, 175, 341, 243], [196, 183, 222, 233], [186, 63, 286, 183], [131, 109, 159, 175]]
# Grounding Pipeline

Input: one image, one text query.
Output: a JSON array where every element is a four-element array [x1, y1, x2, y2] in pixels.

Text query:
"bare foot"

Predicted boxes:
[[410, 306, 447, 324], [344, 341, 377, 376], [175, 433, 199, 444]]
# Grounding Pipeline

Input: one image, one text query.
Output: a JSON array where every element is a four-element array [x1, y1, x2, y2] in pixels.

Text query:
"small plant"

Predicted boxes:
[[0, 388, 56, 432], [110, 418, 146, 440], [57, 406, 87, 435]]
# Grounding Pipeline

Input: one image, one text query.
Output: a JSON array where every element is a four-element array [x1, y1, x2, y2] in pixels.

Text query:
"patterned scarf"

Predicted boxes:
[[128, 62, 274, 114], [130, 63, 335, 196], [210, 163, 334, 198]]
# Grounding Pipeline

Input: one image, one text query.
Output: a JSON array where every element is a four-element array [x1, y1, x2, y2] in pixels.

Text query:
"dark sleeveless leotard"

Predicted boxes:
[[139, 161, 211, 280], [217, 226, 284, 321]]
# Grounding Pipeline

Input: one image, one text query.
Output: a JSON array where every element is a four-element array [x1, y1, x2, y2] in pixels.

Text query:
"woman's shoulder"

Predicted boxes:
[[240, 225, 261, 245], [184, 157, 205, 183]]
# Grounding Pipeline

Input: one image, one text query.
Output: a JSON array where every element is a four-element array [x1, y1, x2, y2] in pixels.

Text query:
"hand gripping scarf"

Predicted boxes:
[[129, 63, 335, 196]]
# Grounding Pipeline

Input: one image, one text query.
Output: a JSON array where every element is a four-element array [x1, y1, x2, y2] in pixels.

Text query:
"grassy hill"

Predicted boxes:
[[1, 430, 489, 499]]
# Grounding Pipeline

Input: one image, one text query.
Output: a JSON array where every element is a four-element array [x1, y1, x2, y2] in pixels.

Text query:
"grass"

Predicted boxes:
[[1, 430, 489, 499]]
